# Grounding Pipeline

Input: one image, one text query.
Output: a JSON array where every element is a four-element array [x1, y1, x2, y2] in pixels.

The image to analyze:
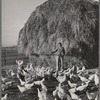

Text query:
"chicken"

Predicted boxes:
[[71, 66, 76, 72], [34, 80, 42, 85], [40, 78, 47, 92], [1, 83, 5, 91], [46, 67, 53, 75], [57, 83, 67, 99], [86, 91, 97, 100], [19, 78, 26, 86], [66, 94, 72, 100], [68, 80, 77, 88], [63, 67, 70, 74], [11, 69, 16, 76], [57, 74, 67, 83], [16, 60, 23, 66], [24, 82, 34, 90], [17, 85, 27, 93], [76, 83, 88, 91], [95, 94, 99, 100], [88, 74, 94, 81], [77, 66, 86, 74], [1, 76, 8, 83], [37, 79, 53, 100], [78, 75, 89, 82], [68, 87, 77, 93], [76, 66, 80, 72], [81, 66, 86, 71], [69, 91, 82, 100], [37, 88, 44, 100], [94, 72, 99, 86], [25, 63, 34, 77], [64, 68, 72, 76], [52, 87, 58, 97], [1, 94, 8, 100], [5, 81, 14, 86], [22, 69, 29, 76]]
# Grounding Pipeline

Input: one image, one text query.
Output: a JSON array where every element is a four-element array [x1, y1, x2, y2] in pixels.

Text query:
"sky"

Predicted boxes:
[[2, 0, 47, 47], [2, 0, 98, 47]]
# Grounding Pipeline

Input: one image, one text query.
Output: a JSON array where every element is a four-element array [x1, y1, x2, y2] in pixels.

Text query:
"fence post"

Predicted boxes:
[[4, 50, 6, 66]]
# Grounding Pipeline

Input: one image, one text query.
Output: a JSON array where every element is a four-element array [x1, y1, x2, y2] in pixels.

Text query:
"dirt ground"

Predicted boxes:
[[1, 65, 99, 100]]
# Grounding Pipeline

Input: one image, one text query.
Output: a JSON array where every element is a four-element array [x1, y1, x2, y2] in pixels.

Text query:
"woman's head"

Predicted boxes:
[[58, 42, 62, 47]]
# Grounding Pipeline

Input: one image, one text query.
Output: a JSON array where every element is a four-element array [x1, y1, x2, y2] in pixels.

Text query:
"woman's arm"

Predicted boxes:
[[63, 47, 65, 55], [51, 49, 58, 54]]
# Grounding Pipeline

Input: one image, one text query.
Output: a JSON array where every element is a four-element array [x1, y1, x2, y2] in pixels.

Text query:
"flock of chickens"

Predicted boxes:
[[1, 60, 99, 100]]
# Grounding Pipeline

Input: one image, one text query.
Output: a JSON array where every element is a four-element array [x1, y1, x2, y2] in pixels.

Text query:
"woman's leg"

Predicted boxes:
[[55, 56, 59, 71], [58, 56, 61, 71], [60, 56, 64, 70]]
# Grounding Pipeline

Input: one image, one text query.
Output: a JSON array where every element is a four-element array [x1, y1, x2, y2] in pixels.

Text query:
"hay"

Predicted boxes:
[[17, 0, 99, 68]]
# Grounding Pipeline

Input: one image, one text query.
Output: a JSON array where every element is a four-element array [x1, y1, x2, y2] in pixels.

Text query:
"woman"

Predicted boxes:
[[51, 42, 65, 72]]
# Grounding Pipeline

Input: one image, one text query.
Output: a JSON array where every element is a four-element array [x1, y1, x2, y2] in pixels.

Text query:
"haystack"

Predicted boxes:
[[17, 0, 99, 68]]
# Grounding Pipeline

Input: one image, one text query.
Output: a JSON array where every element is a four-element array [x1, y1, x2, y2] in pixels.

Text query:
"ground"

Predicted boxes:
[[1, 65, 99, 100]]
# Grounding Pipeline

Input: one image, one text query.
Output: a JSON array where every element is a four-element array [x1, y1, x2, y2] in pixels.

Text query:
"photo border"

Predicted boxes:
[[0, 0, 100, 99]]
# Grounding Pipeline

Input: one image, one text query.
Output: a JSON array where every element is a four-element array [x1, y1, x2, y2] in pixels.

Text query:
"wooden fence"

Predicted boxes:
[[2, 49, 29, 66]]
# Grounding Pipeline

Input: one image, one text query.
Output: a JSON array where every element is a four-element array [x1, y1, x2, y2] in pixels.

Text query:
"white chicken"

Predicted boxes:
[[24, 82, 34, 90], [94, 72, 99, 86], [68, 87, 77, 93], [68, 80, 77, 88], [17, 85, 27, 93], [6, 69, 12, 76], [5, 81, 14, 86], [52, 87, 58, 97], [66, 94, 72, 100], [69, 91, 82, 100], [1, 94, 8, 100], [95, 94, 99, 100], [78, 75, 89, 82], [77, 66, 86, 74], [34, 78, 46, 87], [88, 74, 94, 81], [1, 83, 5, 91], [76, 66, 80, 72], [11, 69, 16, 76], [71, 66, 75, 72], [19, 78, 26, 86], [34, 80, 42, 85], [76, 82, 89, 91], [36, 67, 45, 77], [37, 79, 53, 100], [64, 68, 72, 76], [16, 60, 23, 66], [22, 69, 29, 76], [57, 74, 67, 83], [81, 66, 86, 71], [57, 83, 67, 99], [40, 78, 47, 92], [63, 67, 70, 73], [25, 63, 34, 72], [86, 91, 97, 100], [1, 76, 8, 83], [37, 88, 44, 100], [46, 67, 53, 75]]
